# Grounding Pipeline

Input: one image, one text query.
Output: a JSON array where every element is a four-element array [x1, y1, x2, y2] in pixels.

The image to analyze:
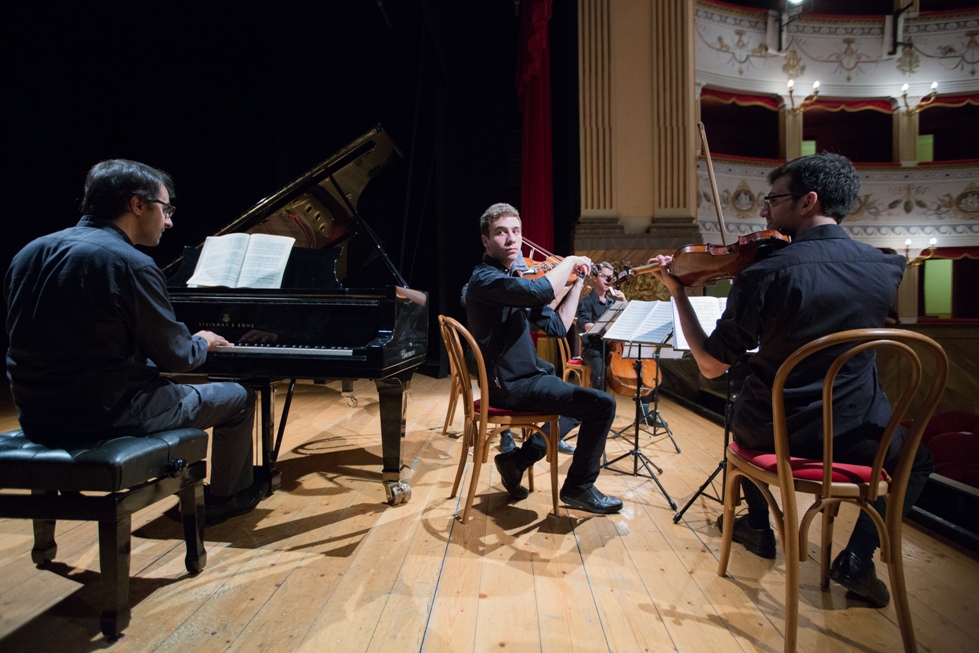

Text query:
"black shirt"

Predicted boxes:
[[576, 289, 617, 350], [465, 253, 564, 396], [702, 224, 905, 454], [5, 216, 206, 437]]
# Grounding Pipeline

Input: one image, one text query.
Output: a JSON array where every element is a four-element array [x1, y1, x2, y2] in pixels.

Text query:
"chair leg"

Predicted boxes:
[[549, 419, 560, 516], [820, 502, 840, 590], [31, 518, 57, 567], [450, 419, 473, 498], [98, 516, 132, 639], [460, 432, 486, 524], [717, 468, 742, 576], [179, 481, 207, 574], [783, 521, 801, 653], [888, 529, 918, 652]]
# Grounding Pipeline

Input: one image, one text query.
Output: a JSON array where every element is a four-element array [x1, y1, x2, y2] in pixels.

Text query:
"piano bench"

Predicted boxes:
[[0, 427, 209, 640]]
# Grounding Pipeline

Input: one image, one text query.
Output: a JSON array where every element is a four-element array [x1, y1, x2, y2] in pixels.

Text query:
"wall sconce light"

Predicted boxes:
[[906, 237, 940, 266], [788, 80, 819, 114], [904, 238, 913, 260], [901, 81, 938, 115]]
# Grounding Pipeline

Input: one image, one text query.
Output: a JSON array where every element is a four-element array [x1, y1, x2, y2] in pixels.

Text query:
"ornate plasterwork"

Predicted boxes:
[[695, 1, 979, 93], [696, 159, 979, 248]]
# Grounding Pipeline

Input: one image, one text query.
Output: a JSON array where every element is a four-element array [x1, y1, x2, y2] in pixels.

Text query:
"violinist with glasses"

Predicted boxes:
[[649, 153, 932, 608], [576, 262, 627, 391], [465, 202, 623, 514]]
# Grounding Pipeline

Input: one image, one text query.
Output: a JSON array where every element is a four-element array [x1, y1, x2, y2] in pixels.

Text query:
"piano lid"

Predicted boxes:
[[163, 125, 406, 287]]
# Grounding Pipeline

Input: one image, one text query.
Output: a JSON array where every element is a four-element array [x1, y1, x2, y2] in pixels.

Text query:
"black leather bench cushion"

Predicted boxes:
[[0, 428, 208, 492]]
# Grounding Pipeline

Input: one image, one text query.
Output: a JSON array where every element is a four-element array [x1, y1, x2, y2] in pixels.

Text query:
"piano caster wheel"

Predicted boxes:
[[384, 480, 411, 505], [344, 394, 358, 407]]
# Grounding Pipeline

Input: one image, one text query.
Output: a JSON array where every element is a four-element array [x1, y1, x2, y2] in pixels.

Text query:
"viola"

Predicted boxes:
[[611, 230, 790, 288]]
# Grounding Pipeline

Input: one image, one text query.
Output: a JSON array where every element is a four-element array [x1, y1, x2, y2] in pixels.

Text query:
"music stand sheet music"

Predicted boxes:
[[585, 302, 625, 337], [602, 300, 673, 345], [671, 296, 726, 351]]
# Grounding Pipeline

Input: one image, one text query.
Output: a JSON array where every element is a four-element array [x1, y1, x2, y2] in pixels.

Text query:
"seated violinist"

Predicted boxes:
[[649, 153, 932, 607], [576, 261, 626, 391], [465, 202, 622, 514]]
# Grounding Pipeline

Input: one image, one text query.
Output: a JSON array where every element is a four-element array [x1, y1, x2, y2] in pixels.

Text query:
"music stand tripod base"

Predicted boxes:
[[603, 351, 676, 510]]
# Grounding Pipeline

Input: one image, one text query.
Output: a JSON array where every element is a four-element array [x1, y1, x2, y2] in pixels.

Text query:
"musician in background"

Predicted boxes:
[[4, 159, 265, 527], [576, 262, 627, 391], [465, 202, 622, 514], [650, 153, 932, 608]]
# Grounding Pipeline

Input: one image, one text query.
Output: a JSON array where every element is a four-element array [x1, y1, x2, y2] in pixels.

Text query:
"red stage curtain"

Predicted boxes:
[[517, 0, 554, 252]]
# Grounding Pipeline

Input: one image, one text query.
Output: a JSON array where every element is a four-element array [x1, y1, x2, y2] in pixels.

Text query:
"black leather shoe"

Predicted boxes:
[[718, 515, 777, 559], [494, 452, 529, 500], [560, 485, 623, 514], [204, 478, 269, 527], [498, 430, 516, 454], [557, 439, 576, 454], [830, 550, 890, 608]]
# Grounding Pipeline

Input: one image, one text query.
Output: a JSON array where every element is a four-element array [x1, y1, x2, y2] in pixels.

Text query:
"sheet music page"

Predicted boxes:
[[186, 233, 251, 287], [236, 234, 296, 288], [671, 296, 726, 350], [602, 300, 673, 344], [187, 233, 295, 288]]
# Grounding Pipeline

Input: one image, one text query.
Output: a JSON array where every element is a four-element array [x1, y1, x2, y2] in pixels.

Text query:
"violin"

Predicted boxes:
[[514, 238, 601, 283], [611, 230, 790, 288]]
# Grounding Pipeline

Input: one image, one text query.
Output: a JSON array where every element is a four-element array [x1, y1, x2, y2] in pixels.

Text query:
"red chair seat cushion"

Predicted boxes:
[[730, 441, 884, 484], [473, 399, 550, 419], [567, 358, 583, 365]]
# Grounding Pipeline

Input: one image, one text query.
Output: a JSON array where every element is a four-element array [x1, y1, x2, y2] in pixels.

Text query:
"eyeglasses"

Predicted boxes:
[[763, 193, 799, 208], [145, 198, 176, 218]]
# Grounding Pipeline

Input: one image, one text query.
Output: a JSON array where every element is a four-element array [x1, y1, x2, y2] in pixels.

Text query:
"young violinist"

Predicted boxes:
[[465, 202, 622, 514], [576, 262, 627, 390], [649, 153, 932, 608]]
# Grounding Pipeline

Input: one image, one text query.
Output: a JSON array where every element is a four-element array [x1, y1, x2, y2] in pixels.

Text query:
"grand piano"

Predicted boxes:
[[165, 126, 427, 505]]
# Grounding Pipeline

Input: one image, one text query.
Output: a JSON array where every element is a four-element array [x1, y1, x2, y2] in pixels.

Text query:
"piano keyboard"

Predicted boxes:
[[214, 344, 355, 357]]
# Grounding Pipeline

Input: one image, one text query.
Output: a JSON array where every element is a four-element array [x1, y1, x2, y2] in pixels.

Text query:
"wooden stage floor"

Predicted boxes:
[[1, 375, 977, 652]]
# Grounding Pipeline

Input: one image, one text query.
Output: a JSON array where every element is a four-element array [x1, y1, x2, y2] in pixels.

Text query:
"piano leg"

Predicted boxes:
[[255, 380, 283, 494], [375, 373, 412, 505]]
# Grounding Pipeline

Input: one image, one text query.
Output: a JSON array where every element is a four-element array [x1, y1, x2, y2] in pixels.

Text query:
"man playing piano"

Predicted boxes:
[[649, 153, 932, 607], [4, 159, 265, 526], [465, 203, 622, 514]]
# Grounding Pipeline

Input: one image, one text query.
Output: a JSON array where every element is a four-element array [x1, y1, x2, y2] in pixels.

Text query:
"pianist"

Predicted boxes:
[[4, 159, 265, 526], [465, 202, 622, 514]]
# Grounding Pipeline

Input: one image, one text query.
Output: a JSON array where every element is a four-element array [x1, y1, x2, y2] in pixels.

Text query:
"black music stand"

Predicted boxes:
[[673, 369, 732, 523], [602, 340, 677, 510], [611, 343, 680, 453]]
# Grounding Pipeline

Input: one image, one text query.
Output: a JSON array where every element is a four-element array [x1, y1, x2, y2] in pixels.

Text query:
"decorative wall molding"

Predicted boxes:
[[695, 159, 979, 251]]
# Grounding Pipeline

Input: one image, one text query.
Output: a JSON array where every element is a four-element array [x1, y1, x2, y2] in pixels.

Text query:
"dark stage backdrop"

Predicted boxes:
[[1, 1, 538, 378]]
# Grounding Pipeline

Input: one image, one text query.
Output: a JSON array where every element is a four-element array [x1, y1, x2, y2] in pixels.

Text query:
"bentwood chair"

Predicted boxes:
[[717, 328, 948, 653], [438, 315, 561, 524], [556, 335, 589, 388]]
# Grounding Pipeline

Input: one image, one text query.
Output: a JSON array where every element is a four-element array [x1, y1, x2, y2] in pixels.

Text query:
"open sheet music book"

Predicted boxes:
[[602, 301, 673, 345], [186, 233, 295, 288], [671, 296, 726, 351]]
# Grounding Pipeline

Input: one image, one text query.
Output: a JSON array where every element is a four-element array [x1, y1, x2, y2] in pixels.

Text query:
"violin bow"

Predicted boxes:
[[698, 121, 729, 247]]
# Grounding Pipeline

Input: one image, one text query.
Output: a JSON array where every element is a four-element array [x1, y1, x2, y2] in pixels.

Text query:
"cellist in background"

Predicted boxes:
[[650, 153, 932, 609], [576, 262, 626, 391]]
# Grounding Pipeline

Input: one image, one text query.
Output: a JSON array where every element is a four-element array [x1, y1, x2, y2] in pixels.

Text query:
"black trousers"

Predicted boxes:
[[492, 373, 616, 490]]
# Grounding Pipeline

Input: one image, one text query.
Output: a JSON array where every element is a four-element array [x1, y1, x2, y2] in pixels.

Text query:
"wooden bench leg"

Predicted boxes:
[[99, 516, 132, 639], [31, 518, 57, 566], [178, 481, 207, 573]]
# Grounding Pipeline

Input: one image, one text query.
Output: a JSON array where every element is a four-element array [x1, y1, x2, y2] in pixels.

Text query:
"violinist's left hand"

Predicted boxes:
[[648, 254, 683, 296], [610, 288, 627, 302]]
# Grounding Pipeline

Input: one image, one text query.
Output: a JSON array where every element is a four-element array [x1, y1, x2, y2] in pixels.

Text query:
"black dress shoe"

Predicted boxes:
[[717, 514, 777, 559], [494, 452, 529, 500], [560, 485, 623, 514], [204, 478, 269, 527], [830, 550, 890, 608]]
